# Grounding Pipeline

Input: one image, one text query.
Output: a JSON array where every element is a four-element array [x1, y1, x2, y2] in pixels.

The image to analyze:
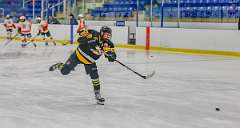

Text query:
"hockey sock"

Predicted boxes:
[[92, 78, 100, 90]]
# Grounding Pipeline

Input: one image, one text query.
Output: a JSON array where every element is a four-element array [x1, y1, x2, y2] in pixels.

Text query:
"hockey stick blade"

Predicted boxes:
[[22, 42, 37, 47], [4, 34, 18, 46], [142, 71, 155, 79], [4, 39, 13, 46], [115, 59, 155, 79]]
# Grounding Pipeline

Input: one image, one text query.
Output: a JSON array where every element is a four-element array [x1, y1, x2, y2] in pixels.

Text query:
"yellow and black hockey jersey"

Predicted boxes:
[[75, 29, 115, 64]]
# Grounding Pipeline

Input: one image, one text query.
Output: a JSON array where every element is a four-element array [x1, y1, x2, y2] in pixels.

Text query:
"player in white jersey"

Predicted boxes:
[[17, 16, 36, 47], [3, 15, 15, 39], [36, 17, 56, 46]]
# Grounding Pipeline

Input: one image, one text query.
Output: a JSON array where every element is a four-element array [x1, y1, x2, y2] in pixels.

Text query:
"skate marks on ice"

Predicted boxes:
[[100, 49, 240, 128], [0, 45, 240, 128], [0, 41, 72, 59]]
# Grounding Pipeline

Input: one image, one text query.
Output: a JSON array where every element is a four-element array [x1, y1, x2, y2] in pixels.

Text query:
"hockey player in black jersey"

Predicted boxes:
[[49, 26, 116, 105]]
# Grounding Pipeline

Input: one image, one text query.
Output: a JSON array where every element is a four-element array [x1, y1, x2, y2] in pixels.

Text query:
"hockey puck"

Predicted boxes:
[[215, 107, 220, 111]]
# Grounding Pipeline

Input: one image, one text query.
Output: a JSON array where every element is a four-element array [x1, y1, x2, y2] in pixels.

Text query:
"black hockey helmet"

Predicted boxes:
[[100, 26, 112, 39]]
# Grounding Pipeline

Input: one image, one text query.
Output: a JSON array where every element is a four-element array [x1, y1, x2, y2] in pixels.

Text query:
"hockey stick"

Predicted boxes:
[[41, 34, 57, 46], [4, 34, 19, 46], [22, 41, 37, 47], [62, 33, 79, 45], [22, 34, 38, 47], [114, 59, 155, 79]]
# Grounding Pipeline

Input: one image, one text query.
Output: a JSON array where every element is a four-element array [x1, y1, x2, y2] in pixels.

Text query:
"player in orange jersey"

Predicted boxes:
[[18, 16, 36, 47], [77, 14, 87, 33], [36, 17, 56, 46]]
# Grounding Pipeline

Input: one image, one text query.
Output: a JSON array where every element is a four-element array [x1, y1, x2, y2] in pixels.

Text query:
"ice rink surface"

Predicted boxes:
[[0, 40, 240, 128]]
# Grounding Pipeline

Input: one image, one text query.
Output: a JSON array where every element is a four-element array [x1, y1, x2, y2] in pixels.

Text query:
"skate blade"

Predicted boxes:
[[97, 101, 104, 105], [49, 63, 64, 71], [49, 63, 59, 71]]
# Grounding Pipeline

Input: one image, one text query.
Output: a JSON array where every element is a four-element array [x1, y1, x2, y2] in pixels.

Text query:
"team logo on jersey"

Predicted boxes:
[[87, 33, 93, 39], [91, 46, 102, 55]]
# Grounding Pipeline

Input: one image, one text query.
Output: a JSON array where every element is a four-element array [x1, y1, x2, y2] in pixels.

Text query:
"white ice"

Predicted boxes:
[[0, 40, 240, 128]]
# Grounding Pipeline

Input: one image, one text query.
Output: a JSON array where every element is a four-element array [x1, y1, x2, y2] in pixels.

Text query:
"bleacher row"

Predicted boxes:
[[0, 0, 21, 15], [1, 0, 240, 20], [0, 0, 63, 20], [91, 0, 240, 18], [25, 0, 64, 19], [91, 0, 147, 17]]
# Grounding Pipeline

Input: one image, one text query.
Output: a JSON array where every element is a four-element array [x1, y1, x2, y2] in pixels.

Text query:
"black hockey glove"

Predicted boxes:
[[106, 51, 116, 62]]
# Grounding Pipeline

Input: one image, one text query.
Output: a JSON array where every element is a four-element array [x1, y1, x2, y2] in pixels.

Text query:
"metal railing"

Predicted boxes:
[[0, 8, 4, 23]]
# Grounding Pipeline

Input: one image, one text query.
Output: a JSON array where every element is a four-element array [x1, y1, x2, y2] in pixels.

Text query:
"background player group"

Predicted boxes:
[[3, 15, 55, 47]]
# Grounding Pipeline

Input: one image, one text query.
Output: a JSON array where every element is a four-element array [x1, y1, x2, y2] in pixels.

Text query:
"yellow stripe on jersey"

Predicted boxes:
[[75, 49, 92, 64]]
